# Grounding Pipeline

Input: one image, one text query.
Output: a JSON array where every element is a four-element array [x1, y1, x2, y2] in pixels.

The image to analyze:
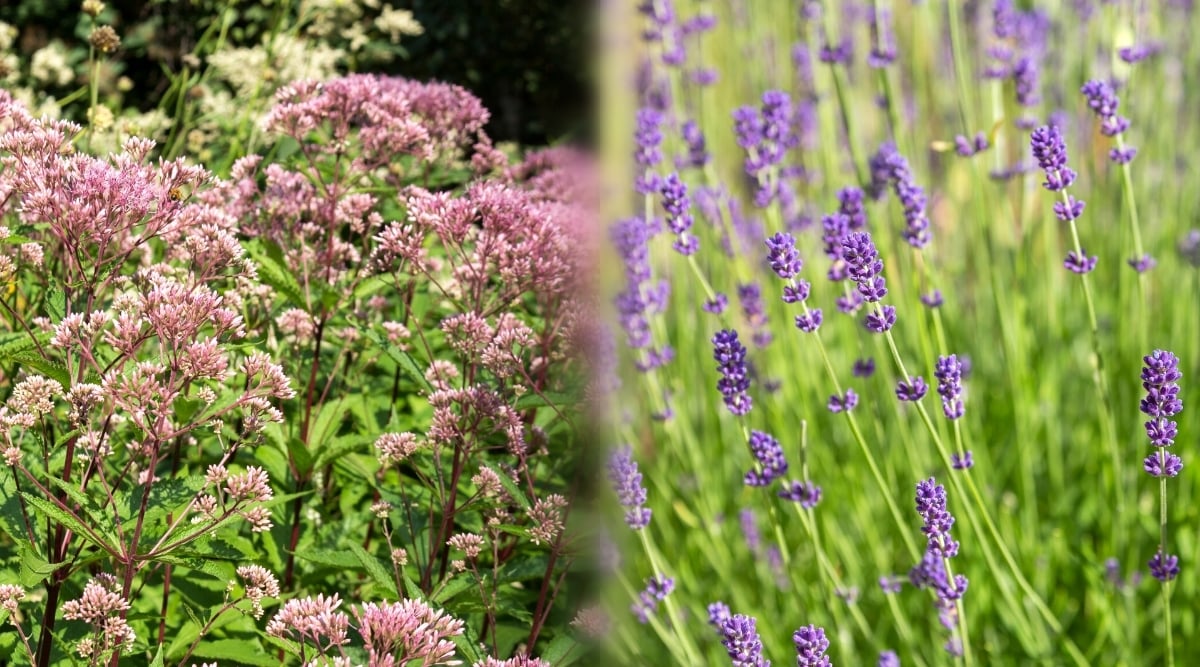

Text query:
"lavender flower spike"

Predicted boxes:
[[719, 614, 771, 667], [606, 446, 651, 529], [713, 329, 752, 415], [841, 231, 896, 333], [1030, 125, 1077, 192], [1140, 350, 1183, 480], [910, 478, 969, 657], [794, 624, 832, 666], [745, 430, 789, 487], [660, 173, 698, 255]]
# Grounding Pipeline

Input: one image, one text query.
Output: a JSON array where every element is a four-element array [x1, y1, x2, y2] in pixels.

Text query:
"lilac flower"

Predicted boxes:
[[631, 575, 674, 623], [879, 576, 904, 594], [819, 37, 852, 65], [719, 614, 770, 667], [828, 389, 858, 413], [1140, 350, 1183, 478], [611, 218, 654, 350], [955, 132, 989, 157], [736, 91, 798, 207], [713, 329, 752, 415], [934, 355, 966, 420], [745, 430, 789, 487], [793, 624, 831, 666], [779, 480, 822, 508], [878, 651, 900, 667], [634, 108, 665, 194], [910, 479, 968, 656], [895, 377, 929, 402], [660, 173, 698, 255], [841, 232, 887, 302], [607, 446, 651, 529], [837, 187, 867, 231], [795, 309, 823, 333], [1128, 255, 1155, 273]]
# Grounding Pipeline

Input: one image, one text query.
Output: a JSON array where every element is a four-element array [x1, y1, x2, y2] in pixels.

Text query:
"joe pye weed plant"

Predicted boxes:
[[599, 1, 1200, 665], [0, 6, 598, 663]]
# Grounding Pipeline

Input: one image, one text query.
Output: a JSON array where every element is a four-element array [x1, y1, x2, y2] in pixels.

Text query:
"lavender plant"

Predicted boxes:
[[599, 1, 1200, 665]]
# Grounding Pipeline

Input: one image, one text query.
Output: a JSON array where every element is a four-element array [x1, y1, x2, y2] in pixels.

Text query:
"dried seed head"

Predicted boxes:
[[89, 26, 120, 54]]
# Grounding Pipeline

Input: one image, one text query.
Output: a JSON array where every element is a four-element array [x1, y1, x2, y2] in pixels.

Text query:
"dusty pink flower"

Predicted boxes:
[[528, 494, 569, 546], [9, 375, 61, 416], [473, 656, 552, 667], [354, 599, 465, 666], [375, 432, 420, 465], [225, 466, 273, 503], [236, 565, 280, 620], [447, 533, 484, 559], [266, 593, 350, 647]]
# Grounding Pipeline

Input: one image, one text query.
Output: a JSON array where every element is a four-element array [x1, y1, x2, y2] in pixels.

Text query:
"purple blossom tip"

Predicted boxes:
[[1063, 251, 1097, 274], [828, 389, 858, 413], [1030, 125, 1076, 192], [1127, 254, 1155, 273], [896, 376, 929, 402], [745, 430, 788, 487], [951, 451, 975, 470], [793, 624, 831, 667], [1149, 550, 1180, 582], [853, 358, 876, 378], [778, 480, 822, 508], [795, 309, 823, 333], [713, 329, 753, 416]]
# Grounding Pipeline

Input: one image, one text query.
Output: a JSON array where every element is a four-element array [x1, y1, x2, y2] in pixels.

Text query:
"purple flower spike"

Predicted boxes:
[[661, 173, 698, 255], [1053, 195, 1085, 222], [634, 108, 665, 194], [896, 377, 929, 402], [766, 232, 802, 279], [853, 358, 876, 378], [1127, 254, 1155, 273], [841, 232, 887, 302], [704, 293, 729, 314], [828, 389, 858, 413], [795, 309, 823, 333], [779, 480, 822, 508], [1031, 125, 1077, 192], [865, 305, 897, 333], [713, 329, 753, 415], [708, 601, 732, 628], [935, 355, 966, 420], [793, 624, 831, 667], [911, 478, 968, 655], [951, 451, 975, 470], [679, 119, 710, 169], [631, 575, 674, 623], [719, 614, 770, 667], [1063, 251, 1098, 274], [1149, 550, 1180, 582], [607, 447, 651, 529], [745, 430, 789, 487], [1140, 350, 1184, 473]]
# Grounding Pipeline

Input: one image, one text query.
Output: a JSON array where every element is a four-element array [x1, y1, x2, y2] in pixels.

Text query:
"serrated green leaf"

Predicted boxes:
[[0, 473, 31, 547], [364, 330, 431, 393], [245, 239, 306, 310], [141, 475, 205, 524], [0, 331, 46, 361], [45, 286, 66, 321], [350, 543, 398, 598], [19, 544, 66, 588], [431, 572, 474, 604], [190, 638, 278, 666], [9, 352, 70, 387], [499, 555, 550, 583], [513, 391, 578, 411], [287, 436, 314, 477], [295, 548, 359, 569], [21, 493, 116, 556], [45, 476, 120, 546], [491, 467, 532, 510], [313, 433, 370, 470], [149, 643, 164, 667]]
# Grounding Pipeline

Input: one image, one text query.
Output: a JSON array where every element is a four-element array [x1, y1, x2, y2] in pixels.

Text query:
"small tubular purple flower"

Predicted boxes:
[[660, 173, 698, 255], [1140, 350, 1184, 475], [1127, 254, 1155, 273], [634, 108, 664, 194], [867, 8, 897, 67], [934, 355, 966, 420], [835, 292, 864, 315], [679, 119, 710, 168], [1149, 550, 1180, 582], [878, 651, 900, 667], [841, 232, 887, 302], [745, 430, 789, 487], [1081, 79, 1136, 164], [819, 38, 852, 65], [895, 377, 929, 402], [879, 576, 904, 594], [719, 614, 770, 667], [921, 290, 944, 309], [837, 187, 867, 231], [876, 142, 932, 248], [853, 358, 876, 378], [783, 282, 811, 304], [795, 309, 823, 333], [631, 575, 674, 623], [1110, 147, 1137, 164], [733, 106, 764, 150], [951, 451, 975, 470], [766, 232, 802, 279], [865, 305, 897, 333], [607, 446, 651, 529], [911, 479, 968, 655], [793, 624, 831, 667], [1063, 250, 1097, 274], [1053, 195, 1085, 222], [828, 389, 858, 413], [704, 293, 729, 314], [713, 329, 752, 415], [1030, 125, 1077, 192], [779, 480, 822, 508], [708, 601, 732, 628]]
